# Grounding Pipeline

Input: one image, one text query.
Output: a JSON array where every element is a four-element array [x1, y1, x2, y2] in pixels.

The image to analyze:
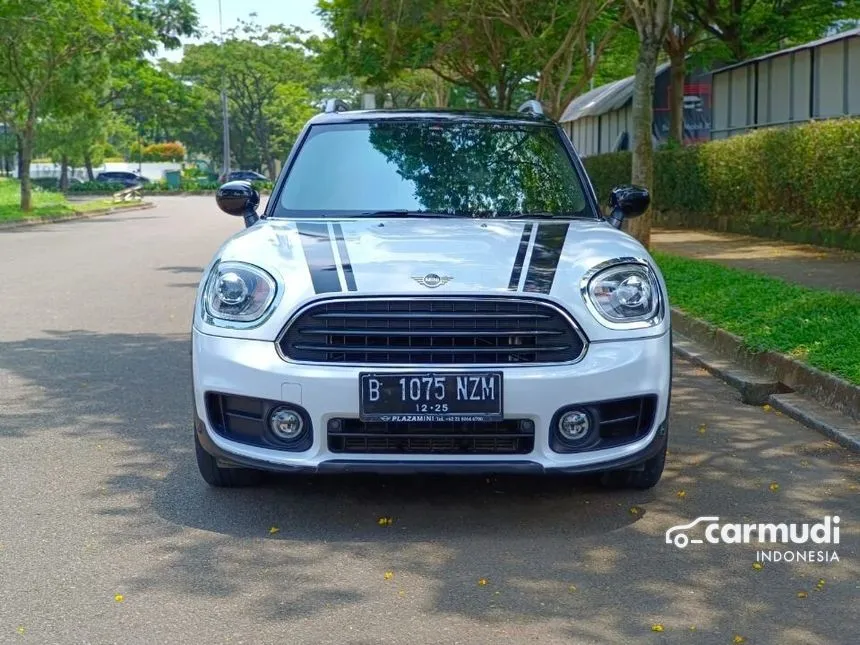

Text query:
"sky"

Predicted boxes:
[[159, 0, 326, 61]]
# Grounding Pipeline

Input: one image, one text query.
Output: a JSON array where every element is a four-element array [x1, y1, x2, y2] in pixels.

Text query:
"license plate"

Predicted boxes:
[[359, 372, 503, 422]]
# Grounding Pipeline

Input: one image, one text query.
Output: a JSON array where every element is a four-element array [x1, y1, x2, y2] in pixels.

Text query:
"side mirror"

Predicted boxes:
[[607, 185, 650, 229], [216, 180, 260, 228]]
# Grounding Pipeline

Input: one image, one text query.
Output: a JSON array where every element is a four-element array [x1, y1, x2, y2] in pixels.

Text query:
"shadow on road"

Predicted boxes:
[[1, 328, 858, 641]]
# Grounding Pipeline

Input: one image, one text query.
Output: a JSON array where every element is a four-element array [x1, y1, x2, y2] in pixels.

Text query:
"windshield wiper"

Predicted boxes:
[[354, 210, 459, 218]]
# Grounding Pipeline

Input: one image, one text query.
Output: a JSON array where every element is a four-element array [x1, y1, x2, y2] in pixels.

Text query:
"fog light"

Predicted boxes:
[[558, 410, 590, 441], [270, 407, 303, 440]]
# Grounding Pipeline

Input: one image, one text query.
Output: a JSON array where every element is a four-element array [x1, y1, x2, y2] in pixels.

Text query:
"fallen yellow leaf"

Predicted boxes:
[[797, 591, 808, 598], [698, 423, 707, 434], [629, 506, 641, 515], [477, 578, 488, 586], [752, 562, 763, 571], [268, 526, 280, 534], [769, 482, 780, 492], [677, 490, 687, 499], [568, 585, 577, 593], [16, 626, 25, 635], [733, 636, 746, 644], [384, 571, 394, 581], [651, 624, 664, 632], [377, 517, 393, 526], [114, 593, 124, 603], [762, 404, 772, 412]]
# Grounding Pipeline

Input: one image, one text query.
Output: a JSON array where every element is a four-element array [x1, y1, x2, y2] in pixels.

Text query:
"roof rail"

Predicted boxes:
[[517, 100, 544, 116], [323, 98, 351, 114]]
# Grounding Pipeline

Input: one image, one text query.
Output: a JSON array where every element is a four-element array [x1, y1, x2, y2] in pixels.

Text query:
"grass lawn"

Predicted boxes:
[[0, 178, 142, 222], [653, 251, 860, 386]]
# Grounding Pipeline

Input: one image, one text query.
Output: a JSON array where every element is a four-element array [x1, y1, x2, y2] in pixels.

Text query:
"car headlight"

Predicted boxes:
[[583, 261, 662, 327], [203, 261, 277, 325]]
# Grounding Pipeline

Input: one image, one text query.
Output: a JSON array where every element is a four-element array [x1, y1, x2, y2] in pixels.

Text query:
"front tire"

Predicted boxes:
[[195, 430, 263, 487], [600, 440, 667, 490]]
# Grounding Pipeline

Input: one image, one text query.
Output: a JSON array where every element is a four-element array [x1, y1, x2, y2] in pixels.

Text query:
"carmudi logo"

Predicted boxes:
[[665, 516, 842, 564]]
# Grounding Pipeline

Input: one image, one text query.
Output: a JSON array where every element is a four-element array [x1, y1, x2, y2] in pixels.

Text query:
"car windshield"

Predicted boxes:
[[274, 120, 592, 219]]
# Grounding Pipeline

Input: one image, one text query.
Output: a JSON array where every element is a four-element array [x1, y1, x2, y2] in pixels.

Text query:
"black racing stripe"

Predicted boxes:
[[507, 222, 534, 290], [296, 222, 341, 293], [331, 222, 357, 291], [523, 222, 570, 294]]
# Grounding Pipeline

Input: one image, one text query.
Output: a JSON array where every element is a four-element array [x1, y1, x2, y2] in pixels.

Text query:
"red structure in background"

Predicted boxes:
[[652, 70, 713, 144]]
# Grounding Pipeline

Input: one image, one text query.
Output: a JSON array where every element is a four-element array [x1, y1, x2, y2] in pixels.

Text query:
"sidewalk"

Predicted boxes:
[[651, 228, 860, 293]]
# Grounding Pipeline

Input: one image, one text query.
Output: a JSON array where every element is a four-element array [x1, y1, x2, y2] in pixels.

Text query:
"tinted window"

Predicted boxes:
[[276, 121, 590, 218]]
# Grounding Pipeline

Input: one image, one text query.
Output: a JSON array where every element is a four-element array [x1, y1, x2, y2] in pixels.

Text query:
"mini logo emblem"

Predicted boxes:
[[412, 273, 453, 288]]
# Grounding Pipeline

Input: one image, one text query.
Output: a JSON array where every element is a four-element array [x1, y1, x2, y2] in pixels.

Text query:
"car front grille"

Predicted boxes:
[[278, 297, 586, 365], [327, 418, 534, 455]]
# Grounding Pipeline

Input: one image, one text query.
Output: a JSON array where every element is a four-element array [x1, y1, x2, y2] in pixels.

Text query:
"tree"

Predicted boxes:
[[625, 0, 673, 247], [685, 0, 860, 63], [265, 82, 318, 163], [179, 22, 317, 176], [38, 103, 108, 189], [319, 0, 629, 118], [663, 2, 701, 144], [0, 0, 118, 210], [661, 1, 860, 149], [483, 0, 630, 117], [0, 0, 198, 210]]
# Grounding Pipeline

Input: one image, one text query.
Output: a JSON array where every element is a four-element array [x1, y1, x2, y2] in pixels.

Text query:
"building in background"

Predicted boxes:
[[710, 27, 860, 139], [558, 63, 713, 157]]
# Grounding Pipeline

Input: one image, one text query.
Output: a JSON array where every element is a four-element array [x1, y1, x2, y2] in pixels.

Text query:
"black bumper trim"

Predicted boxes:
[[195, 411, 667, 475]]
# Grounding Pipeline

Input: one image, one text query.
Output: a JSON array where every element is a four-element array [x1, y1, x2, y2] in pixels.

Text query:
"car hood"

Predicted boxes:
[[202, 217, 669, 342]]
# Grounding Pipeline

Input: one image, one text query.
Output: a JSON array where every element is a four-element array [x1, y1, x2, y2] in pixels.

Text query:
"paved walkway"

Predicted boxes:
[[651, 228, 860, 293]]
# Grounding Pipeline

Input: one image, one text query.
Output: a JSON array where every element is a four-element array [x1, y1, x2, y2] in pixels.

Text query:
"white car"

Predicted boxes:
[[192, 101, 672, 489]]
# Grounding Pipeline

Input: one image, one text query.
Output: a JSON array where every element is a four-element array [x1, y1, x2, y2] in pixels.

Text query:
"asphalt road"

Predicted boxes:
[[1, 197, 858, 645]]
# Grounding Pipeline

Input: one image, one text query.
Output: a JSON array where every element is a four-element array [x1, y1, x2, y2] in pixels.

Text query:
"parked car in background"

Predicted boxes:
[[95, 171, 150, 187], [220, 170, 268, 183]]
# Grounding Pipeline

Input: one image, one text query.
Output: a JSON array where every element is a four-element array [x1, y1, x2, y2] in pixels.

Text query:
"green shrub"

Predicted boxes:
[[146, 179, 273, 192], [128, 141, 186, 162], [67, 181, 126, 193], [580, 151, 629, 208], [581, 118, 860, 250]]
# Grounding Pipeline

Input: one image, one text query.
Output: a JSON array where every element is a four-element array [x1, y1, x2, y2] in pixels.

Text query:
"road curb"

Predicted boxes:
[[670, 308, 860, 452], [768, 393, 860, 452], [0, 202, 155, 231]]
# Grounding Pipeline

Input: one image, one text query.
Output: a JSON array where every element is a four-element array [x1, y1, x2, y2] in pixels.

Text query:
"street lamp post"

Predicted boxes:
[[219, 0, 230, 179]]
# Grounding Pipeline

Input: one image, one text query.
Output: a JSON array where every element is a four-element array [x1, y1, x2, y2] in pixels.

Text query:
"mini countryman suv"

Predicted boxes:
[[192, 100, 671, 489]]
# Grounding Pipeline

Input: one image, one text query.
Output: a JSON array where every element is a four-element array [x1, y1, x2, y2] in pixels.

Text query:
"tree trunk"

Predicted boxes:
[[84, 151, 95, 181], [19, 114, 35, 211], [60, 155, 70, 191], [16, 134, 23, 179], [668, 49, 686, 145], [625, 34, 661, 248], [433, 76, 450, 108]]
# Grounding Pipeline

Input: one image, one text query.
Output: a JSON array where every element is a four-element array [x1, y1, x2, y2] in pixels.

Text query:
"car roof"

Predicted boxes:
[[306, 108, 554, 127]]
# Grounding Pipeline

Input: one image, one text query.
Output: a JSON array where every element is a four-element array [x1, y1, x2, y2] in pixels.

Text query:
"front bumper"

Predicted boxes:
[[192, 329, 671, 474]]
